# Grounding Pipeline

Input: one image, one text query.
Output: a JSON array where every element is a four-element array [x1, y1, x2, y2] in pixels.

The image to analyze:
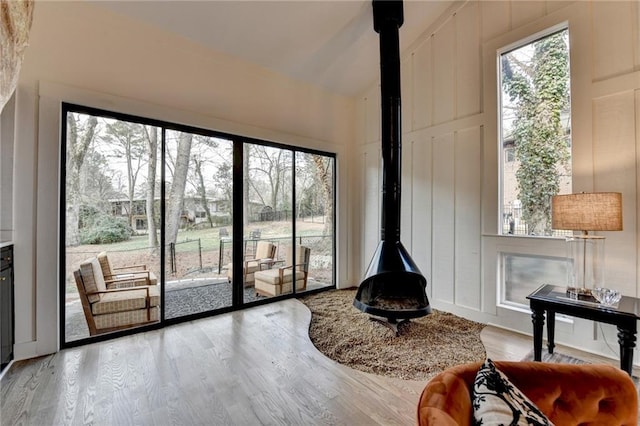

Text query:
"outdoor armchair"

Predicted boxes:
[[226, 240, 277, 287], [74, 257, 159, 335], [97, 251, 158, 289], [254, 245, 310, 296]]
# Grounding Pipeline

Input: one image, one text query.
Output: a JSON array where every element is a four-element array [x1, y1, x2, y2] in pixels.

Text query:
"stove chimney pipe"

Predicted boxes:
[[353, 0, 431, 323]]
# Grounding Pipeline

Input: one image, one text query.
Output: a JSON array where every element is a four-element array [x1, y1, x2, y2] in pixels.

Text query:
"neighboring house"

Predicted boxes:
[[108, 197, 263, 230]]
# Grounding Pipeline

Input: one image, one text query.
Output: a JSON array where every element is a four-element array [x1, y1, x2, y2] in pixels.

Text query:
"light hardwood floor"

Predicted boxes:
[[1, 299, 636, 425]]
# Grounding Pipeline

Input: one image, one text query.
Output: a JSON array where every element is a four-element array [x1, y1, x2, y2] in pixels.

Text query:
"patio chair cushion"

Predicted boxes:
[[253, 268, 305, 285], [91, 285, 160, 315], [97, 251, 115, 277], [80, 257, 107, 303], [93, 307, 160, 330]]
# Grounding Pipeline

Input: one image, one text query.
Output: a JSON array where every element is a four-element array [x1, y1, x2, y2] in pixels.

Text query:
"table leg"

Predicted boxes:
[[531, 308, 545, 362], [617, 327, 636, 376], [546, 310, 555, 354]]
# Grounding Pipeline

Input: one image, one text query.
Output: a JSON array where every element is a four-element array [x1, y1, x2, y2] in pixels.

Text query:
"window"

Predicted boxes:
[[500, 253, 567, 307], [499, 27, 572, 237], [61, 104, 336, 344]]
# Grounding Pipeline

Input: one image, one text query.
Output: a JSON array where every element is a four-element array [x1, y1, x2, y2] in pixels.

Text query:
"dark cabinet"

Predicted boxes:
[[1, 245, 13, 372]]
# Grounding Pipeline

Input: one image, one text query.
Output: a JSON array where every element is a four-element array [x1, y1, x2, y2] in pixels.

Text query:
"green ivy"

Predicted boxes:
[[502, 31, 571, 235]]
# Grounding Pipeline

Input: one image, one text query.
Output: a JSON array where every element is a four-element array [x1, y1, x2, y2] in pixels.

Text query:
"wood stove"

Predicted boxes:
[[353, 0, 431, 333]]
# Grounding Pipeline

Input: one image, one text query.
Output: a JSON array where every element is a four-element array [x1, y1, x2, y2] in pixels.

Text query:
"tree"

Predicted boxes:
[[192, 156, 214, 228], [187, 136, 222, 228], [312, 154, 333, 236], [144, 125, 159, 249], [101, 120, 147, 230], [165, 131, 193, 244], [249, 145, 291, 214], [501, 30, 570, 235], [66, 113, 98, 246]]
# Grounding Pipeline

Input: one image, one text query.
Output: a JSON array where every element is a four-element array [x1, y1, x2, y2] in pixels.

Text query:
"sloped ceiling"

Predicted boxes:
[[94, 0, 452, 97]]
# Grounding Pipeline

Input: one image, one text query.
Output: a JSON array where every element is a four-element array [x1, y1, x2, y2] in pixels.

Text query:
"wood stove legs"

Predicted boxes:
[[369, 316, 410, 337]]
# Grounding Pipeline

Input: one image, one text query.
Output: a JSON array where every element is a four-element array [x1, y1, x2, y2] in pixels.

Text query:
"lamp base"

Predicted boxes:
[[565, 235, 605, 291]]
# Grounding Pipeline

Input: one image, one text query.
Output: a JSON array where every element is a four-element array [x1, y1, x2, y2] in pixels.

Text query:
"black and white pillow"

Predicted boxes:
[[472, 358, 554, 426]]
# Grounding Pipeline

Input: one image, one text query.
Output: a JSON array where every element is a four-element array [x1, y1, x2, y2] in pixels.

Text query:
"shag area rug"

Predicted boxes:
[[300, 289, 487, 381]]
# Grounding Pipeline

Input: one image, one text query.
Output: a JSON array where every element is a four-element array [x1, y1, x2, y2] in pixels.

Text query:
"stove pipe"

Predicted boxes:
[[353, 0, 431, 320]]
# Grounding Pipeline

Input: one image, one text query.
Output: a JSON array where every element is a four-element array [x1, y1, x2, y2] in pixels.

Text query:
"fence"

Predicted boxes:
[[503, 207, 573, 237]]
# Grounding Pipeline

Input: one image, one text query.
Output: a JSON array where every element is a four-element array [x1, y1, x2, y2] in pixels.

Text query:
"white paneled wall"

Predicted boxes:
[[591, 2, 636, 81], [356, 0, 640, 360], [431, 133, 456, 304], [454, 127, 482, 311]]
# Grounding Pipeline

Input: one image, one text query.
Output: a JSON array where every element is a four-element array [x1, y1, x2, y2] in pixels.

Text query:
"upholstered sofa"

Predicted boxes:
[[417, 361, 637, 426]]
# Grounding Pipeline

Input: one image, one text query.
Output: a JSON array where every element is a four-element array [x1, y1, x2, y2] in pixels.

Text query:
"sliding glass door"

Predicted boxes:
[[163, 131, 235, 318], [61, 103, 336, 345], [63, 110, 162, 342], [295, 152, 335, 292]]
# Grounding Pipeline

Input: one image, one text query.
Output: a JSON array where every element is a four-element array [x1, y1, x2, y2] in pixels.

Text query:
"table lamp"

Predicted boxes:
[[551, 192, 622, 298]]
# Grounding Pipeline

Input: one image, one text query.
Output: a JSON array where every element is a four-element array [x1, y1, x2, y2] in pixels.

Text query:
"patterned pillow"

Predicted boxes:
[[472, 359, 554, 426]]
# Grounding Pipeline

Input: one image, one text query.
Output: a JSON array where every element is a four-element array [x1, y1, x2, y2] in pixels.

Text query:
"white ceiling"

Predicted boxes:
[[94, 1, 452, 97]]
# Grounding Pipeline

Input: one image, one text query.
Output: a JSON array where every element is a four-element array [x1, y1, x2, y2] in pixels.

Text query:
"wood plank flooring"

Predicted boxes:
[[2, 299, 636, 425]]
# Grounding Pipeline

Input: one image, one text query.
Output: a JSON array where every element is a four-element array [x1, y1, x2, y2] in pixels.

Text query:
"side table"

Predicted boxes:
[[527, 284, 640, 375]]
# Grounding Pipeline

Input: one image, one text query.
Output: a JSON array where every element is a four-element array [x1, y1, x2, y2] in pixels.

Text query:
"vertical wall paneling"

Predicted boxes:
[[480, 1, 511, 42], [0, 97, 14, 234], [481, 33, 500, 236], [454, 127, 482, 310], [411, 137, 433, 296], [511, 1, 546, 30], [455, 1, 482, 119], [401, 139, 413, 251], [591, 2, 635, 81], [412, 39, 433, 131], [36, 95, 61, 355], [362, 148, 381, 275], [432, 18, 456, 125], [12, 87, 37, 352], [431, 133, 455, 303], [592, 92, 637, 296], [568, 5, 595, 193]]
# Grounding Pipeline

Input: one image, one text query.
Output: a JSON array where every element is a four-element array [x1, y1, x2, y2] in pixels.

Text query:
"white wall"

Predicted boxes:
[[11, 1, 356, 359], [356, 0, 640, 363]]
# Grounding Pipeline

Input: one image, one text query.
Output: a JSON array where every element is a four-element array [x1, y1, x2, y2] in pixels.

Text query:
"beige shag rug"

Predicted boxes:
[[300, 289, 487, 381]]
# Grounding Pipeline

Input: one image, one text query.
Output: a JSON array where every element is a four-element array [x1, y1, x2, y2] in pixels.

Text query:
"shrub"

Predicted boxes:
[[80, 215, 133, 244]]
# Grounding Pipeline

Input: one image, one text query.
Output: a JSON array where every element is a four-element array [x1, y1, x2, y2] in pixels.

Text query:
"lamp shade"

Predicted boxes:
[[551, 192, 622, 231]]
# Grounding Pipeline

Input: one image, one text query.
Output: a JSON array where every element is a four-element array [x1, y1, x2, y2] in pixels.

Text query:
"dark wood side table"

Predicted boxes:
[[527, 284, 640, 375]]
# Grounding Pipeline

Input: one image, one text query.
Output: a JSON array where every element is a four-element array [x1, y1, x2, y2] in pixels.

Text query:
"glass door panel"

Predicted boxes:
[[164, 131, 234, 318], [244, 143, 293, 299], [295, 152, 335, 292], [63, 110, 161, 342]]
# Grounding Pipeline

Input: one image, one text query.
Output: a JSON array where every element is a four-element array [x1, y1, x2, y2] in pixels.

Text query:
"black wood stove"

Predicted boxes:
[[353, 0, 431, 334]]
